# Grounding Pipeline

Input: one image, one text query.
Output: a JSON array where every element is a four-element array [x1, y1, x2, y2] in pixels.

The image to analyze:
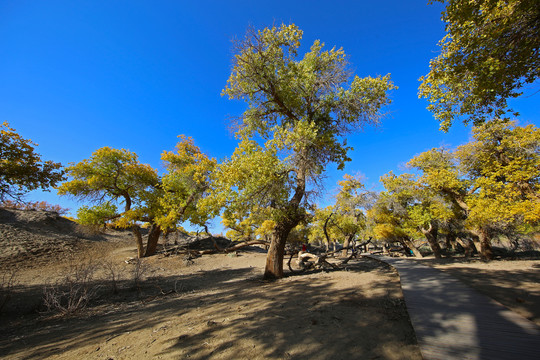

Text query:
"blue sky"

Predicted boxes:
[[1, 1, 538, 231]]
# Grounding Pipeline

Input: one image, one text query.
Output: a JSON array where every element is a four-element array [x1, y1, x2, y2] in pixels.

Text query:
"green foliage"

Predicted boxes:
[[419, 0, 540, 130], [0, 122, 64, 200], [57, 146, 159, 227], [158, 135, 216, 229], [206, 23, 396, 240], [331, 175, 373, 241], [308, 175, 375, 247], [76, 203, 118, 227]]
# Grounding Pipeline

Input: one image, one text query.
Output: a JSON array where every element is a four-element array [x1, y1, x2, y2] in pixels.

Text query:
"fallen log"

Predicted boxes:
[[324, 238, 372, 258], [161, 239, 269, 257], [202, 240, 270, 254], [297, 251, 340, 270]]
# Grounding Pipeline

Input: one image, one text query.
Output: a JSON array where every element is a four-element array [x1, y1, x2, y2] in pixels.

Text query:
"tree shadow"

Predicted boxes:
[[0, 258, 421, 359]]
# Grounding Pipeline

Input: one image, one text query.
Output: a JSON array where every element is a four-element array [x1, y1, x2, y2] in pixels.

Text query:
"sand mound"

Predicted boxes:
[[0, 208, 127, 269]]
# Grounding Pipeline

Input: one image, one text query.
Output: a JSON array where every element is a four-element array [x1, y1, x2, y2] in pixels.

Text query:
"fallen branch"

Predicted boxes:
[[298, 252, 340, 270], [161, 239, 270, 257], [287, 251, 299, 273], [324, 238, 372, 257]]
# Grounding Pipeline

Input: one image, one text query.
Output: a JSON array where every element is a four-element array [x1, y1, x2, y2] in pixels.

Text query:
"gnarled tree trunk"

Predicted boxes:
[[445, 232, 456, 251], [132, 226, 145, 258], [144, 224, 163, 257], [399, 237, 423, 258], [421, 221, 442, 259], [456, 237, 474, 257], [263, 161, 306, 280], [474, 228, 493, 260], [264, 223, 294, 280], [341, 235, 354, 257]]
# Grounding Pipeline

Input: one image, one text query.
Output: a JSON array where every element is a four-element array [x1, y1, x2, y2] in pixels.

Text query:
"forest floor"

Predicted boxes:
[[0, 208, 538, 359]]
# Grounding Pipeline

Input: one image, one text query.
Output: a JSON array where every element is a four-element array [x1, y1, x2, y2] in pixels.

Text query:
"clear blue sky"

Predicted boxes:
[[1, 1, 538, 231]]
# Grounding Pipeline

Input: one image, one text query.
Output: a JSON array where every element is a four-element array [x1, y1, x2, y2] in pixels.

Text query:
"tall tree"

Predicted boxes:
[[372, 171, 454, 258], [58, 147, 160, 257], [0, 122, 64, 201], [205, 24, 396, 279], [456, 120, 540, 258], [408, 121, 540, 259], [328, 175, 374, 256], [368, 187, 424, 258], [59, 137, 215, 257], [419, 0, 540, 131], [309, 205, 335, 251]]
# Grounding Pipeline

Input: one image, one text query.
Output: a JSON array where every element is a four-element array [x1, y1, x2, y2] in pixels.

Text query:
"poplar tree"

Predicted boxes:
[[419, 0, 540, 130], [204, 24, 396, 279]]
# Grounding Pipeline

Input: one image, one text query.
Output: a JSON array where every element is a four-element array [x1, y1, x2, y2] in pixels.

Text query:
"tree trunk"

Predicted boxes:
[[264, 224, 294, 280], [263, 167, 305, 280], [455, 237, 473, 257], [132, 226, 144, 258], [399, 238, 423, 258], [323, 212, 333, 252], [470, 233, 482, 255], [341, 236, 352, 257], [445, 233, 456, 251], [475, 228, 493, 260], [421, 222, 442, 259], [144, 224, 163, 257]]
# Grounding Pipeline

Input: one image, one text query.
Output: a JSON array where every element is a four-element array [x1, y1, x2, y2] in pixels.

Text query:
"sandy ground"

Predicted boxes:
[[0, 240, 422, 360], [1, 209, 539, 359]]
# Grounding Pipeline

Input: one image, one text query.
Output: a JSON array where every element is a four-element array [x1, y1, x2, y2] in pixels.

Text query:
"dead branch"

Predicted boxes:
[[324, 238, 372, 257], [161, 240, 270, 258], [298, 252, 340, 270]]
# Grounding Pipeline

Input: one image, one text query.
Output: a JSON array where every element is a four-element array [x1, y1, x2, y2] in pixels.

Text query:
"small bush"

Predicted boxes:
[[42, 260, 100, 315], [1, 200, 69, 215], [102, 259, 124, 294], [0, 269, 18, 313], [132, 258, 148, 291]]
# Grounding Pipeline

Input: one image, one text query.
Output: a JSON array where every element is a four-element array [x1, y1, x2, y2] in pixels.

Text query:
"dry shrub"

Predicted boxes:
[[132, 258, 148, 291], [42, 259, 100, 315], [0, 269, 18, 313], [1, 200, 69, 215], [102, 259, 124, 294]]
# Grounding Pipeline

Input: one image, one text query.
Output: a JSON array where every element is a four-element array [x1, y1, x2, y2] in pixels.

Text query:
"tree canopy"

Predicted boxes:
[[0, 122, 64, 201], [419, 0, 540, 130], [59, 137, 215, 257], [320, 175, 374, 255], [384, 120, 540, 259]]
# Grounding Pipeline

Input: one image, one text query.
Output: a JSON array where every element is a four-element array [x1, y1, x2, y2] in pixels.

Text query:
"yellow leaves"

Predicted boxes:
[[403, 121, 540, 232], [1, 122, 65, 200], [420, 0, 539, 129], [255, 220, 276, 236], [62, 136, 215, 233]]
